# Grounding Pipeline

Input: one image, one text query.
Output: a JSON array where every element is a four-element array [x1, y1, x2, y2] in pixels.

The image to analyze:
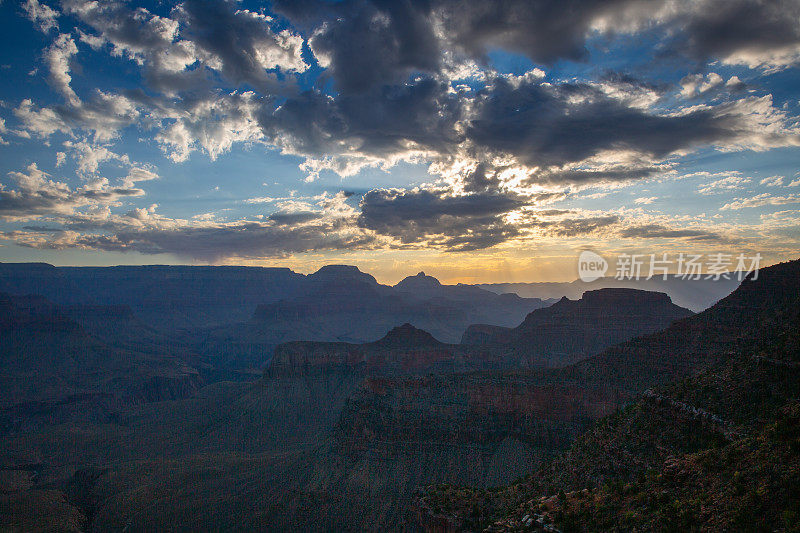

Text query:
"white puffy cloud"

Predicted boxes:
[[680, 72, 724, 98], [61, 140, 130, 174], [697, 174, 751, 195], [44, 33, 79, 105], [0, 163, 157, 221], [155, 91, 264, 162], [634, 196, 657, 204], [22, 0, 59, 33], [760, 175, 785, 187]]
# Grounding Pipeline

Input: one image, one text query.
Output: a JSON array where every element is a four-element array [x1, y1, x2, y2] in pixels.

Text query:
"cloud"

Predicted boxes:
[[175, 1, 307, 86], [697, 174, 750, 194], [673, 0, 800, 70], [306, 1, 440, 93], [14, 90, 141, 142], [45, 33, 79, 105], [760, 175, 784, 187], [276, 0, 800, 81], [679, 72, 723, 98], [4, 0, 800, 263], [4, 191, 375, 260], [618, 223, 727, 242], [252, 75, 800, 186], [532, 162, 669, 186], [62, 0, 306, 96], [537, 215, 621, 237], [22, 0, 59, 33], [358, 187, 527, 250], [11, 1, 800, 178], [61, 140, 131, 174], [155, 91, 264, 162], [258, 77, 463, 177], [466, 79, 800, 172], [0, 163, 153, 221], [721, 193, 800, 210]]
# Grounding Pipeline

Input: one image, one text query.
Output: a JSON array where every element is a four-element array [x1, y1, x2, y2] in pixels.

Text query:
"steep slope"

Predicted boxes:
[[462, 288, 693, 367]]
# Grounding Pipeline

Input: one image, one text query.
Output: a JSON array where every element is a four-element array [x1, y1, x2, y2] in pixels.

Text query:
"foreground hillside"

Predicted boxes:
[[415, 260, 800, 531]]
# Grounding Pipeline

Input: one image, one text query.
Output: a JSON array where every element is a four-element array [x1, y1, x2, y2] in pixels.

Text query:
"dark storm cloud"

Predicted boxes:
[[307, 0, 441, 93], [358, 188, 526, 250], [259, 77, 463, 158], [267, 211, 321, 225], [274, 0, 800, 96], [534, 165, 667, 186], [10, 0, 800, 259], [274, 0, 640, 89], [353, 188, 622, 249], [466, 78, 738, 167], [0, 187, 139, 219], [256, 74, 781, 184], [460, 162, 503, 193], [673, 0, 800, 66], [92, 223, 375, 259], [175, 0, 304, 91], [435, 0, 632, 64]]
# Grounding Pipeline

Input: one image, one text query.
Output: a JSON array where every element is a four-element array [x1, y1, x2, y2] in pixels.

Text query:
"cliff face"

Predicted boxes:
[[333, 371, 604, 464], [461, 288, 694, 367]]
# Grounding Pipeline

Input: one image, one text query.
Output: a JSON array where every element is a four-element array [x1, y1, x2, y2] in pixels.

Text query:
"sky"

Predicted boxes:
[[0, 0, 799, 284]]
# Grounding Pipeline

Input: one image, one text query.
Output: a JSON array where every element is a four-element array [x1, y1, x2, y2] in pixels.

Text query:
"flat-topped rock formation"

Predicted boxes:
[[267, 323, 461, 377], [461, 287, 693, 366]]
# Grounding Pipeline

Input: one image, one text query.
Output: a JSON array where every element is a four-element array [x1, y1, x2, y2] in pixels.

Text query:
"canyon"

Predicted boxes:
[[2, 260, 794, 531]]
